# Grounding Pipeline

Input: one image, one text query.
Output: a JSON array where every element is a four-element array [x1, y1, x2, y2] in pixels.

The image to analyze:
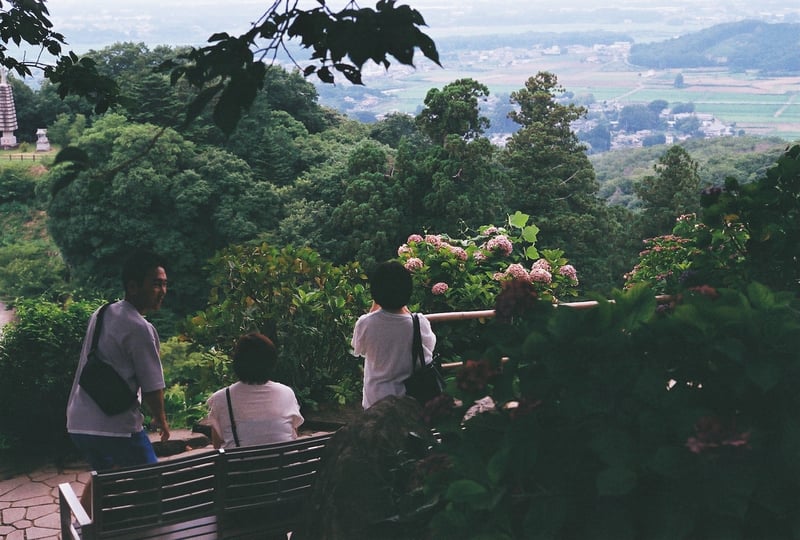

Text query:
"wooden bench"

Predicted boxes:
[[58, 433, 334, 539]]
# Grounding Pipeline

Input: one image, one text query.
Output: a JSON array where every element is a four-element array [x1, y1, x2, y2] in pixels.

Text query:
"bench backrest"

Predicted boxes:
[[91, 449, 221, 534], [217, 433, 333, 534], [88, 433, 334, 536]]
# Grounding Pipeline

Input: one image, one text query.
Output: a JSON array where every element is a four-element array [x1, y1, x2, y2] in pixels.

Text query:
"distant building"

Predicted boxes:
[[0, 69, 17, 149]]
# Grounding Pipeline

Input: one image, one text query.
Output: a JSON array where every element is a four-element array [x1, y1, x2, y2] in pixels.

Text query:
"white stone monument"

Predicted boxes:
[[36, 128, 50, 152]]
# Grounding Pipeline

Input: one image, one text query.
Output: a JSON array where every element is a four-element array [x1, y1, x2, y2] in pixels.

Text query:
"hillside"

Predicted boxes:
[[629, 20, 800, 74]]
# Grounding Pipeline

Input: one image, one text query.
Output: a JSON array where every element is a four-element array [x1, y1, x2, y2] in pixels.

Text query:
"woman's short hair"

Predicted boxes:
[[369, 261, 412, 310], [232, 333, 277, 384]]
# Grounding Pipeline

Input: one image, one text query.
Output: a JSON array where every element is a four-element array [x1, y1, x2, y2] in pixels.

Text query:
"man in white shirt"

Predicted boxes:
[[66, 249, 170, 470]]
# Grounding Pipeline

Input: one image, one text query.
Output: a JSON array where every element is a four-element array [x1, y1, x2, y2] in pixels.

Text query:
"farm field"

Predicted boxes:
[[325, 49, 800, 142]]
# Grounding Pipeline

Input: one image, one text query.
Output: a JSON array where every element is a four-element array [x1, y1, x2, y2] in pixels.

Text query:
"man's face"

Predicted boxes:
[[127, 266, 167, 314]]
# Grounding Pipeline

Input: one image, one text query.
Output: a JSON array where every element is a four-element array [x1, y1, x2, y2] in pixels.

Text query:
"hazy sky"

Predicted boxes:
[[37, 1, 800, 53]]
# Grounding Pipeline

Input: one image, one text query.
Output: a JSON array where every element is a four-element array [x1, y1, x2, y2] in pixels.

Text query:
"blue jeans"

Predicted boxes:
[[70, 430, 157, 471]]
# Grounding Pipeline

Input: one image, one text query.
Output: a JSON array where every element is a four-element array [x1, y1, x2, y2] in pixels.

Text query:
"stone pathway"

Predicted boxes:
[[0, 462, 89, 539]]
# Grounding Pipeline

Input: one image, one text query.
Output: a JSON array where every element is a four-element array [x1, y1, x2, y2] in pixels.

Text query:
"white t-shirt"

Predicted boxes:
[[351, 310, 436, 409], [67, 300, 164, 437], [206, 381, 304, 449]]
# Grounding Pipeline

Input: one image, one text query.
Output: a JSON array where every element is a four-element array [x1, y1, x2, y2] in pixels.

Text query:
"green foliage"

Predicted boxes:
[[634, 145, 702, 238], [626, 144, 800, 296], [624, 213, 749, 294], [504, 71, 623, 292], [44, 114, 282, 315], [186, 242, 371, 406], [158, 338, 233, 428], [0, 240, 69, 300], [0, 298, 100, 453], [420, 282, 800, 539], [416, 78, 490, 144], [701, 143, 800, 294]]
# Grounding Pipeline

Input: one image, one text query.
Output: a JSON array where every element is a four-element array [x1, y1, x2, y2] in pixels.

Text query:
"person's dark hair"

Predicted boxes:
[[232, 333, 278, 384], [369, 261, 412, 310], [121, 249, 167, 290]]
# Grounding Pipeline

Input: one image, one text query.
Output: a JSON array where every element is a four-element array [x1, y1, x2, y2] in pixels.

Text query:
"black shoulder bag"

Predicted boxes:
[[78, 303, 139, 415], [403, 314, 445, 405]]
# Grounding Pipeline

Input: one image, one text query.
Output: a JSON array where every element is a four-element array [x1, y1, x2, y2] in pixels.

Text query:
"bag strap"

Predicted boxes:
[[411, 314, 425, 371], [225, 387, 241, 447], [88, 302, 112, 362]]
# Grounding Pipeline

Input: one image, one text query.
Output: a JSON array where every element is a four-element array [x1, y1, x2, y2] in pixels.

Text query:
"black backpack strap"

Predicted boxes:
[[411, 314, 425, 371], [88, 302, 112, 361], [225, 387, 241, 447]]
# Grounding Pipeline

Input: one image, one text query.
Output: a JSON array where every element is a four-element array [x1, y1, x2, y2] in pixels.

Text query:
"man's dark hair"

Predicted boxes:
[[121, 249, 167, 290], [232, 333, 278, 384], [369, 261, 412, 310]]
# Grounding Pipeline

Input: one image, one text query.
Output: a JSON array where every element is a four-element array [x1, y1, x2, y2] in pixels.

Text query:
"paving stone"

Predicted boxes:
[[23, 525, 59, 539], [11, 495, 51, 507], [41, 472, 82, 488], [2, 506, 26, 523], [5, 529, 26, 540], [33, 510, 61, 529], [0, 481, 51, 502], [0, 524, 15, 535], [27, 503, 58, 520], [0, 476, 28, 497]]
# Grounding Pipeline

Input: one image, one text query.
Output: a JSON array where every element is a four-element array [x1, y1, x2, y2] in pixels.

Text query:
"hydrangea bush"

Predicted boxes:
[[394, 211, 580, 363], [396, 211, 580, 313], [624, 213, 749, 295]]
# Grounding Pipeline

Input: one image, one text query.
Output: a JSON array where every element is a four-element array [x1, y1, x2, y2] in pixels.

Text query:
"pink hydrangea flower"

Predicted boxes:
[[407, 234, 424, 243], [397, 244, 412, 256], [492, 272, 505, 281], [529, 268, 552, 284], [473, 251, 487, 262], [425, 234, 444, 247], [485, 235, 513, 256], [449, 246, 468, 260], [431, 282, 449, 295], [483, 226, 499, 236], [531, 259, 551, 272], [505, 263, 531, 281], [404, 257, 423, 271], [558, 264, 578, 283]]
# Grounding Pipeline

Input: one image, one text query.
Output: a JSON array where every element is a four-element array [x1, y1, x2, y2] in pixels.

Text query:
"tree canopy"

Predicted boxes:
[[0, 1, 440, 135]]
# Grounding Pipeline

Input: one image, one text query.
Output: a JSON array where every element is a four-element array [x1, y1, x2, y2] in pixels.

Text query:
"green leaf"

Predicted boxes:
[[445, 479, 488, 503], [487, 446, 510, 485], [525, 245, 540, 260], [746, 281, 775, 309], [521, 224, 540, 243], [508, 210, 530, 229]]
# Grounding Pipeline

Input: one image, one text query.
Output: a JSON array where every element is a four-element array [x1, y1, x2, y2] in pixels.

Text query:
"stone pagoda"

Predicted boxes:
[[0, 68, 18, 149]]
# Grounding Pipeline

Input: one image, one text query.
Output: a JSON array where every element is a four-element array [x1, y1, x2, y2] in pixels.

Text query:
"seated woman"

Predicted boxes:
[[206, 332, 304, 448]]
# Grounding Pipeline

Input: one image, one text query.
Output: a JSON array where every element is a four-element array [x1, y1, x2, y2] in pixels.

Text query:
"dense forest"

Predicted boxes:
[[629, 20, 800, 74], [0, 41, 793, 323]]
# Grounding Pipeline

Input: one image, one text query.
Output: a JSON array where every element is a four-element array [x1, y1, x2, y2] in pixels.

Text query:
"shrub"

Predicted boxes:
[[0, 298, 99, 454], [186, 242, 371, 406], [418, 282, 800, 538]]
